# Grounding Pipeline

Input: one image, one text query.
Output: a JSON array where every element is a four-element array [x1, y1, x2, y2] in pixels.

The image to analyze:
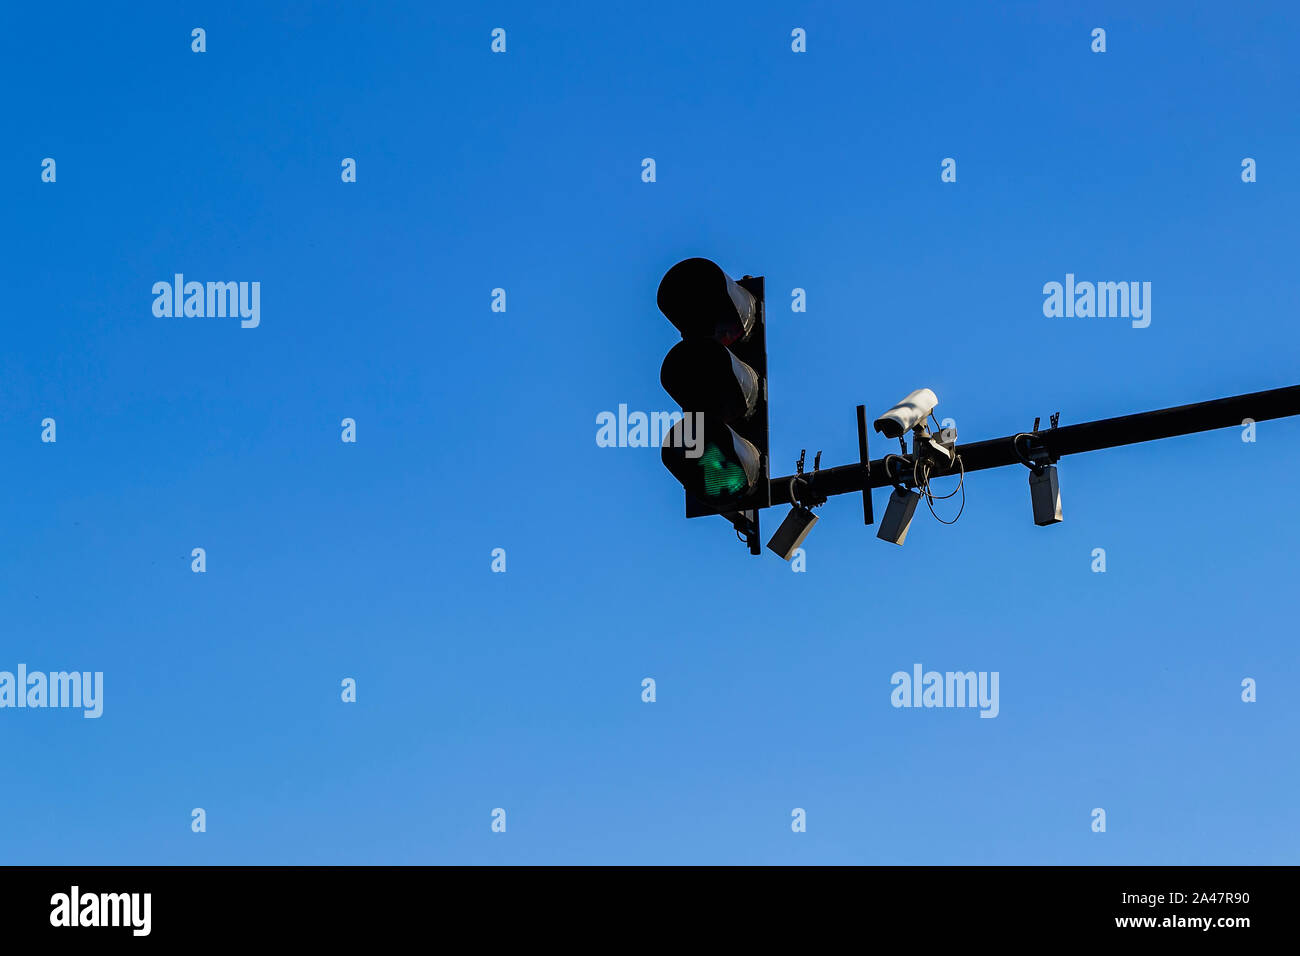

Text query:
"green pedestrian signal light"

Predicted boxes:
[[661, 421, 762, 506], [699, 442, 746, 497]]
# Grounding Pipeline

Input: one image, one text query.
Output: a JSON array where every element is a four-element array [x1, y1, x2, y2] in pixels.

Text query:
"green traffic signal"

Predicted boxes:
[[698, 441, 749, 498], [661, 419, 761, 505]]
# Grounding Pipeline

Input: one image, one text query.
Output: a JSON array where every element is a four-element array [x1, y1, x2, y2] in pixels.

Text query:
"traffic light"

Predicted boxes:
[[657, 258, 771, 532]]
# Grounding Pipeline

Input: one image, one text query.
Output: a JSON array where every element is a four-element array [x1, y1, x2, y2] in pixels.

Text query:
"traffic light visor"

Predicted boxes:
[[656, 258, 757, 346], [660, 338, 760, 421]]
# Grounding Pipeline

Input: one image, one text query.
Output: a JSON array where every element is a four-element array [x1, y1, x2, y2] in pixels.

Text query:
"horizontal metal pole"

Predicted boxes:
[[768, 384, 1300, 506]]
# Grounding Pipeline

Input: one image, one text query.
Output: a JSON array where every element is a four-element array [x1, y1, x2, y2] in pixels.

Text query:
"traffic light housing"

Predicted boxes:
[[657, 258, 771, 526]]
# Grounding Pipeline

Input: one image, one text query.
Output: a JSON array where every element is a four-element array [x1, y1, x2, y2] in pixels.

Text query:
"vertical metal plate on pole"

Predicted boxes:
[[857, 404, 873, 525]]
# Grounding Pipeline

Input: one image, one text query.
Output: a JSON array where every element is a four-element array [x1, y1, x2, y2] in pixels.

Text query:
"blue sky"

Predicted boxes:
[[1, 1, 1296, 864]]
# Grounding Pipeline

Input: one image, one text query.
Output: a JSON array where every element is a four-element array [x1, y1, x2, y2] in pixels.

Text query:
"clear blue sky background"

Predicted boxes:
[[1, 1, 1296, 864]]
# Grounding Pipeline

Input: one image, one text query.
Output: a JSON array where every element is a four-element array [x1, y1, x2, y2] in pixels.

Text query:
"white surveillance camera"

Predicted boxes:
[[873, 388, 939, 439]]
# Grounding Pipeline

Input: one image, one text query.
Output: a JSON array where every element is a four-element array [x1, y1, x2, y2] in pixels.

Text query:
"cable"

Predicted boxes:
[[920, 455, 965, 524], [1012, 433, 1047, 473], [889, 445, 966, 525], [882, 454, 910, 493], [788, 476, 803, 509], [910, 450, 965, 521], [924, 459, 964, 500]]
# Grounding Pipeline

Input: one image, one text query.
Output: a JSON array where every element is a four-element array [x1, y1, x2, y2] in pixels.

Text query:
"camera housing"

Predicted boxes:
[[873, 388, 939, 439]]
